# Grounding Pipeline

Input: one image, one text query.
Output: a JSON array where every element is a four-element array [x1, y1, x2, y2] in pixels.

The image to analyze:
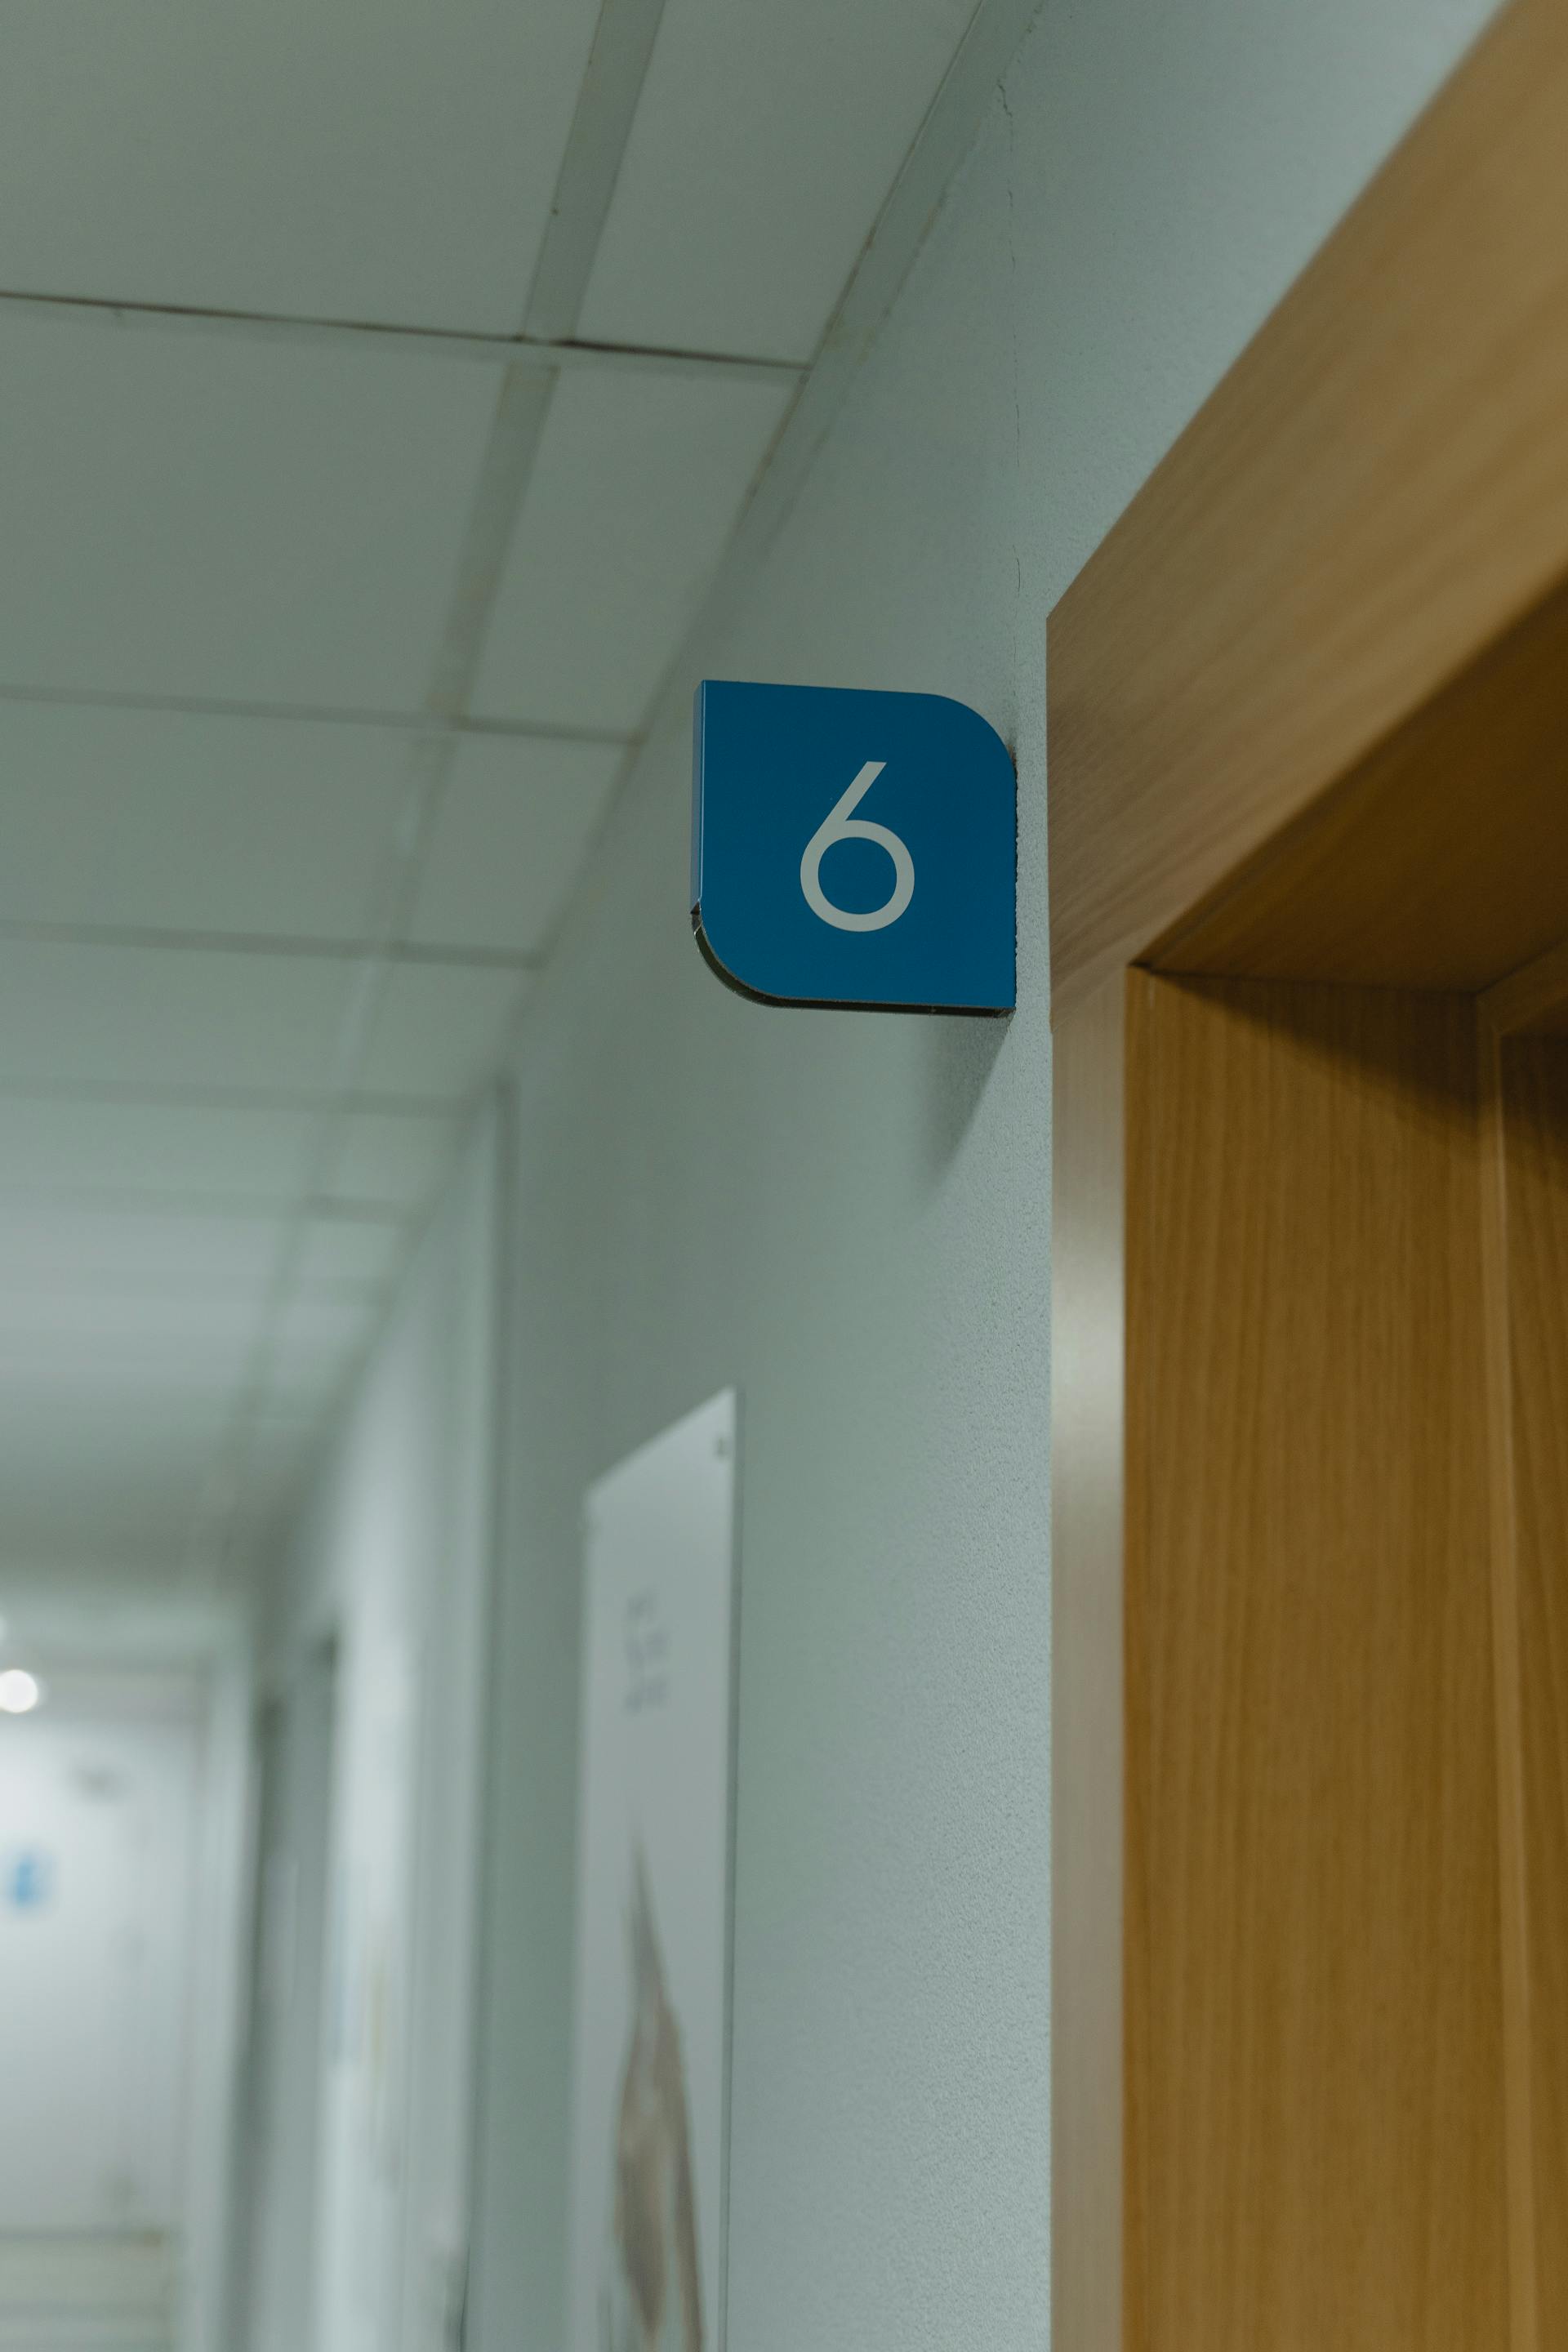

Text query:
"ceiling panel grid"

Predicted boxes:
[[0, 0, 990, 1578]]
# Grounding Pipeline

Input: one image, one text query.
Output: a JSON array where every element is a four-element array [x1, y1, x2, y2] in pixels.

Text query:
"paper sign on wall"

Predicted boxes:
[[567, 1392, 739, 2352]]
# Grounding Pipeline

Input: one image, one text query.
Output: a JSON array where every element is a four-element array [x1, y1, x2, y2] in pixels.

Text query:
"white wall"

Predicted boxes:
[[0, 1690, 199, 2234], [467, 2, 1500, 2349], [260, 1102, 501, 2352]]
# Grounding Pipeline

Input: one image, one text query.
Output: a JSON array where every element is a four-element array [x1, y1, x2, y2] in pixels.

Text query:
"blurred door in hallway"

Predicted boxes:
[[236, 1643, 337, 2352], [0, 1687, 201, 2347]]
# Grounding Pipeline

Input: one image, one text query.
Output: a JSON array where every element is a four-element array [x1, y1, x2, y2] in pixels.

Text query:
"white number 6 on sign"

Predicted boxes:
[[800, 762, 915, 932]]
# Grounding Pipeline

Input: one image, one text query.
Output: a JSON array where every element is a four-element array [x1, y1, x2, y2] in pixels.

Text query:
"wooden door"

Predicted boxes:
[[1046, 4, 1568, 2344]]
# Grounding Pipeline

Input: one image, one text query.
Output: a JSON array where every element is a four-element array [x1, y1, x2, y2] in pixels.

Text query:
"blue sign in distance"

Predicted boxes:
[[691, 682, 1015, 1013], [5, 1850, 54, 1910]]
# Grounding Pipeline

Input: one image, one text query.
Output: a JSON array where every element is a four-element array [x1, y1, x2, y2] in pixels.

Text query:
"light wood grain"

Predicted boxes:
[[1047, 0, 1568, 1013], [1125, 975, 1508, 2346], [1050, 974, 1125, 2352], [1152, 574, 1568, 991], [1492, 1038, 1568, 2344], [1044, 7, 1568, 2332], [1478, 1020, 1540, 2352]]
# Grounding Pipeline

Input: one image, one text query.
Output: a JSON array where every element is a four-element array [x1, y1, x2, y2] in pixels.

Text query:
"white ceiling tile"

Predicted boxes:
[[577, 0, 978, 362], [261, 1283, 378, 1411], [0, 1325, 253, 1395], [0, 1396, 226, 1463], [0, 1203, 284, 1293], [0, 704, 408, 939], [0, 1430, 209, 1499], [409, 735, 623, 955], [0, 1508, 195, 1578], [0, 314, 498, 708], [0, 1389, 232, 1443], [0, 941, 354, 1094], [0, 1287, 263, 1346], [470, 371, 792, 730], [0, 0, 602, 333], [0, 1100, 316, 1202], [0, 1361, 247, 1422], [273, 1288, 380, 1354], [293, 1217, 406, 1289], [356, 964, 528, 1101], [241, 1413, 326, 1508], [0, 1509, 194, 1578], [260, 1290, 380, 1410], [243, 1408, 323, 1461], [0, 1401, 222, 1573], [323, 1111, 460, 1211], [256, 1358, 352, 1417], [0, 1357, 245, 1463]]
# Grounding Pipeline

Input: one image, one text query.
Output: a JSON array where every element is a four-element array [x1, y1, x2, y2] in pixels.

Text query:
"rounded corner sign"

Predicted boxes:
[[690, 680, 1016, 1014]]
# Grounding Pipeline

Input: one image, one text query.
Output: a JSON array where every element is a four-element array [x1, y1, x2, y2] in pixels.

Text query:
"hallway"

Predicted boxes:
[[0, 0, 1539, 2347]]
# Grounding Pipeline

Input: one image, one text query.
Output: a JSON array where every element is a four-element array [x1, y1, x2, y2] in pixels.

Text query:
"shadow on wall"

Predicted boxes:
[[921, 1013, 1010, 1185]]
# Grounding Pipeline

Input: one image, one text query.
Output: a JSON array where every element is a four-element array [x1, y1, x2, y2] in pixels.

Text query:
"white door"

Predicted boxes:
[[0, 1709, 198, 2232]]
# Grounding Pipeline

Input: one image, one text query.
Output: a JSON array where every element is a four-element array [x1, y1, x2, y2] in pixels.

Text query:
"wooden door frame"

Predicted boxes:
[[1047, 2, 1568, 2345]]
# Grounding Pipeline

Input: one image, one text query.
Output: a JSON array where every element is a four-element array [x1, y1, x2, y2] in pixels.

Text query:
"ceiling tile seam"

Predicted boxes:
[[493, 738, 644, 1065], [427, 366, 559, 719], [458, 0, 711, 1063], [0, 1185, 410, 1224], [0, 1078, 471, 1115], [225, 363, 558, 1429], [189, 589, 520, 1505], [497, 0, 1051, 1039], [198, 742, 459, 1531], [0, 920, 541, 973], [202, 363, 559, 1566], [207, 0, 687, 1566], [670, 0, 1051, 621], [521, 0, 673, 342], [331, 743, 460, 1076], [0, 1282, 386, 1314], [0, 921, 540, 971], [0, 1273, 390, 1304], [0, 680, 635, 742], [0, 287, 803, 385], [607, 372, 802, 755]]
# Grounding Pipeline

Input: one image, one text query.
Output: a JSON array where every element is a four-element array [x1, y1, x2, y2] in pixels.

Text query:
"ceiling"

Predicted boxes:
[[0, 0, 982, 1581]]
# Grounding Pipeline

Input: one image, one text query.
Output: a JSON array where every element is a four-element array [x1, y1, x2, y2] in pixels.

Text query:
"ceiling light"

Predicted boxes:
[[0, 1669, 42, 1716]]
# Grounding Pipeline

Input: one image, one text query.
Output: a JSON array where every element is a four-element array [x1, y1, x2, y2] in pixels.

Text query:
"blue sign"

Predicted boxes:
[[5, 1850, 54, 1910], [691, 682, 1015, 1013]]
